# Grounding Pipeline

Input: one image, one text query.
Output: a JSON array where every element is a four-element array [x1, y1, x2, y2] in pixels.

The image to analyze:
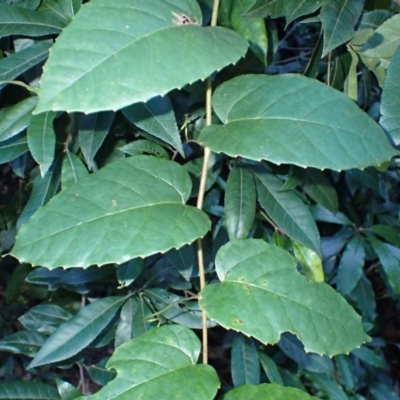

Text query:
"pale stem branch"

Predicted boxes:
[[196, 0, 221, 365]]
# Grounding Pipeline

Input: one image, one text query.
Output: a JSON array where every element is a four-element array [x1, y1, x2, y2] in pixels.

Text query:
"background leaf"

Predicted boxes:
[[28, 296, 127, 368], [12, 156, 211, 268], [252, 166, 321, 256], [34, 0, 248, 113], [380, 46, 400, 145], [0, 381, 60, 400], [27, 111, 57, 177], [199, 74, 396, 171], [122, 96, 184, 157], [200, 239, 370, 356], [225, 165, 256, 240], [0, 4, 64, 38], [231, 334, 260, 387]]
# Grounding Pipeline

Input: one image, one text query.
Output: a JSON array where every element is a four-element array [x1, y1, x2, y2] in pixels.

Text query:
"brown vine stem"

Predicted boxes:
[[196, 0, 220, 365]]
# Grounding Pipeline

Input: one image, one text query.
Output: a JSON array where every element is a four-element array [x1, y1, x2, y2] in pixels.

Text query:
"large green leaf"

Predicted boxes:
[[28, 296, 127, 368], [77, 325, 219, 400], [225, 165, 256, 240], [12, 156, 210, 268], [320, 0, 364, 56], [0, 42, 51, 89], [27, 111, 57, 177], [123, 96, 184, 157], [200, 239, 370, 356], [34, 0, 248, 114], [199, 74, 396, 170], [252, 166, 321, 256], [0, 5, 65, 38], [380, 46, 400, 145], [222, 383, 316, 400], [0, 382, 60, 400]]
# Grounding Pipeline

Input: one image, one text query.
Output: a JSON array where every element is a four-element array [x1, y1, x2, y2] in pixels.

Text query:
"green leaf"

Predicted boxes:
[[285, 0, 324, 25], [165, 244, 195, 281], [258, 353, 283, 385], [84, 357, 116, 387], [0, 97, 38, 142], [278, 333, 334, 374], [292, 240, 324, 282], [200, 239, 370, 356], [27, 111, 57, 177], [360, 13, 400, 60], [352, 346, 385, 368], [252, 166, 321, 256], [12, 156, 211, 268], [367, 225, 400, 247], [244, 0, 286, 18], [231, 334, 260, 387], [348, 274, 376, 323], [61, 151, 88, 190], [78, 325, 220, 400], [303, 168, 338, 214], [0, 134, 29, 164], [78, 111, 114, 171], [145, 288, 215, 329], [34, 0, 248, 114], [369, 236, 400, 295], [19, 304, 72, 335], [229, 0, 269, 65], [4, 0, 41, 9], [0, 5, 64, 38], [28, 296, 127, 368], [310, 205, 352, 225], [0, 42, 51, 89], [336, 235, 365, 295], [17, 153, 62, 228], [380, 46, 400, 145], [335, 354, 357, 392], [38, 0, 78, 23], [56, 380, 81, 400], [114, 297, 154, 347], [119, 140, 169, 159], [198, 74, 396, 171], [0, 330, 47, 357], [222, 383, 316, 400], [116, 258, 144, 288], [320, 0, 364, 56], [122, 96, 184, 157], [0, 381, 60, 400], [225, 165, 256, 240], [306, 372, 349, 400]]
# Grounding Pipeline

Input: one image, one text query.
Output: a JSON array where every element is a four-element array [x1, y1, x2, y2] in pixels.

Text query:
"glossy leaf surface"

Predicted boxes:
[[200, 239, 370, 356], [28, 296, 127, 368], [78, 325, 219, 400], [12, 156, 211, 268], [35, 0, 248, 114], [222, 383, 316, 400], [199, 74, 396, 171]]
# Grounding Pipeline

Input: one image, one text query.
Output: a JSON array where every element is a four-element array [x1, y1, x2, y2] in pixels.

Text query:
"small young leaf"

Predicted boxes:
[[225, 165, 256, 240], [231, 334, 260, 387], [258, 352, 283, 385], [292, 240, 324, 282]]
